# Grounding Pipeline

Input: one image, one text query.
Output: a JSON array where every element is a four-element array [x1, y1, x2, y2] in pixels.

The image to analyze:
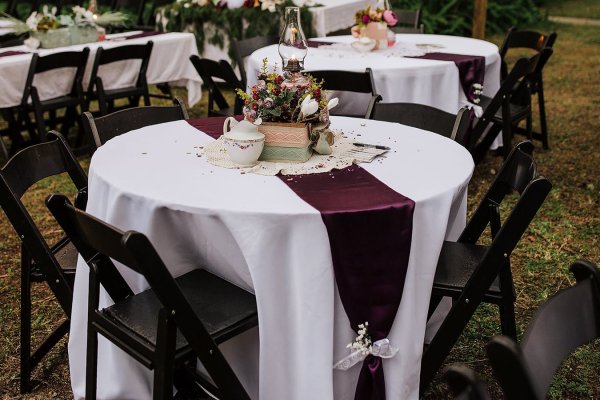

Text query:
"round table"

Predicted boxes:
[[247, 34, 501, 118], [68, 117, 474, 400]]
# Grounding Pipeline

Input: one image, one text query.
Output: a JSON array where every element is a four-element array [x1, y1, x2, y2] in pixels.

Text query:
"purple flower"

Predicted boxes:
[[263, 97, 274, 108], [361, 14, 370, 24]]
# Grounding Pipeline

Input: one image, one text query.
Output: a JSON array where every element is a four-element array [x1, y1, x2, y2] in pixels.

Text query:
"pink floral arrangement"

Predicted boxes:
[[353, 6, 397, 28]]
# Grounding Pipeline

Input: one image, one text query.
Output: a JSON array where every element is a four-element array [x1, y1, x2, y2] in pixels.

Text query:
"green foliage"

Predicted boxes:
[[389, 0, 543, 36], [158, 1, 315, 63]]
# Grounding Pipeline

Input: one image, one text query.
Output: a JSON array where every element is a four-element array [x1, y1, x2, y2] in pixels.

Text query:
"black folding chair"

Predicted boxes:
[[0, 131, 87, 394], [390, 8, 423, 34], [368, 101, 471, 146], [419, 141, 553, 394], [469, 49, 553, 164], [17, 48, 90, 151], [231, 35, 279, 87], [82, 97, 187, 148], [189, 55, 244, 117], [87, 42, 154, 116], [487, 260, 600, 400], [305, 69, 379, 118], [0, 32, 27, 48], [499, 27, 557, 149], [46, 194, 258, 400], [444, 365, 491, 400]]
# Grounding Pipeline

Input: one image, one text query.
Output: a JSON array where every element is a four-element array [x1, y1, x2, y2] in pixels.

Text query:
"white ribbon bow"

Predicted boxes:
[[333, 338, 399, 371], [460, 99, 484, 118]]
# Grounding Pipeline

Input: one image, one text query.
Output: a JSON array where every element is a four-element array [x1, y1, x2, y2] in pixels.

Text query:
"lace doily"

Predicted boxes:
[[202, 132, 388, 176], [314, 41, 434, 58]]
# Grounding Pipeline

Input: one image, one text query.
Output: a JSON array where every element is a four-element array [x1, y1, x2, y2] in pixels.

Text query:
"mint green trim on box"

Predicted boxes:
[[259, 144, 313, 163]]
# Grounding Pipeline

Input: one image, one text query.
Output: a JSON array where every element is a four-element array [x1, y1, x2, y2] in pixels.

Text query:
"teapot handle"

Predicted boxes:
[[223, 117, 238, 135]]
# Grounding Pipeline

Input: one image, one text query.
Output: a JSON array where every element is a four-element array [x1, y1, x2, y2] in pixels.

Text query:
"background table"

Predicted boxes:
[[247, 34, 501, 117], [0, 31, 202, 108], [68, 117, 474, 399]]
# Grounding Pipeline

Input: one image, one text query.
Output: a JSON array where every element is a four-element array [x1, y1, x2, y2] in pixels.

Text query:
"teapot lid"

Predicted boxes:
[[224, 120, 264, 141]]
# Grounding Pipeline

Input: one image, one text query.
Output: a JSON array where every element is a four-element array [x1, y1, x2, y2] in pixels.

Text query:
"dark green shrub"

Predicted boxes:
[[390, 0, 543, 36]]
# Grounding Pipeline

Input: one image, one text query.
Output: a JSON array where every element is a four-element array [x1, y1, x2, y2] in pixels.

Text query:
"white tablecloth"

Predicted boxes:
[[0, 32, 202, 109], [309, 0, 376, 37], [68, 116, 474, 400], [248, 34, 501, 116]]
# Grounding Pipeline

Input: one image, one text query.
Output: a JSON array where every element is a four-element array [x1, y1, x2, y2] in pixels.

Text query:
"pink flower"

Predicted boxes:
[[383, 10, 398, 27], [361, 14, 370, 24], [351, 25, 361, 37]]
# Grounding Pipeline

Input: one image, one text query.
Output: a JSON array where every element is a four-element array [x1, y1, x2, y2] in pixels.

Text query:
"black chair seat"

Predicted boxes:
[[104, 269, 258, 350], [433, 242, 502, 301], [102, 86, 147, 100], [35, 94, 84, 111], [479, 96, 530, 124]]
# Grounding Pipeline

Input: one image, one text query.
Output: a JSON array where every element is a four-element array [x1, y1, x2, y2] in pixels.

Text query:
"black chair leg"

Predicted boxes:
[[538, 83, 549, 149], [20, 256, 32, 394], [498, 301, 518, 341], [33, 106, 46, 142], [420, 293, 483, 395], [154, 309, 177, 400], [85, 326, 98, 400]]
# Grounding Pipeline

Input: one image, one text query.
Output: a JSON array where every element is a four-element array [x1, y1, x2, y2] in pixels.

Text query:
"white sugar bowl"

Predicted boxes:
[[222, 117, 265, 167]]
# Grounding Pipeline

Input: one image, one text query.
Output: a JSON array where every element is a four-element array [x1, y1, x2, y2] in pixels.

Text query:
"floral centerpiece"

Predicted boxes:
[[350, 5, 397, 50], [0, 6, 127, 48], [235, 58, 338, 162]]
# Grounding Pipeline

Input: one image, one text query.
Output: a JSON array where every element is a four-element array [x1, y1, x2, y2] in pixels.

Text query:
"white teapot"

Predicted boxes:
[[222, 117, 265, 167]]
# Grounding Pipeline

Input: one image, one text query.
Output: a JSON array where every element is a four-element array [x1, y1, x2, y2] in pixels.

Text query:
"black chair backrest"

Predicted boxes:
[[0, 32, 27, 48], [46, 194, 252, 400], [487, 260, 600, 400], [499, 26, 557, 58], [82, 97, 188, 148], [470, 48, 553, 161], [369, 102, 471, 145], [189, 55, 244, 115], [0, 131, 87, 315], [306, 68, 377, 118], [88, 42, 154, 96], [444, 365, 491, 400], [21, 48, 90, 105], [231, 35, 279, 86], [307, 68, 375, 94], [499, 27, 557, 80], [391, 8, 423, 33], [460, 141, 548, 245]]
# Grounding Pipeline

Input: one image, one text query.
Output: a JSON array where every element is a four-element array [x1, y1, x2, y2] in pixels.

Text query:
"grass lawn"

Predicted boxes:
[[0, 13, 599, 400], [543, 0, 600, 19]]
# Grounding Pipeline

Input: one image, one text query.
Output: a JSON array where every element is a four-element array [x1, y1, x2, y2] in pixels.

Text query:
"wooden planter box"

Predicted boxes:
[[258, 122, 313, 162]]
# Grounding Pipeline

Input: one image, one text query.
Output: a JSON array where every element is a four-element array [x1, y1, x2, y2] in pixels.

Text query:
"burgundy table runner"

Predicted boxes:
[[307, 40, 332, 48], [409, 52, 485, 103], [0, 50, 29, 58], [124, 31, 166, 40], [187, 117, 415, 400]]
